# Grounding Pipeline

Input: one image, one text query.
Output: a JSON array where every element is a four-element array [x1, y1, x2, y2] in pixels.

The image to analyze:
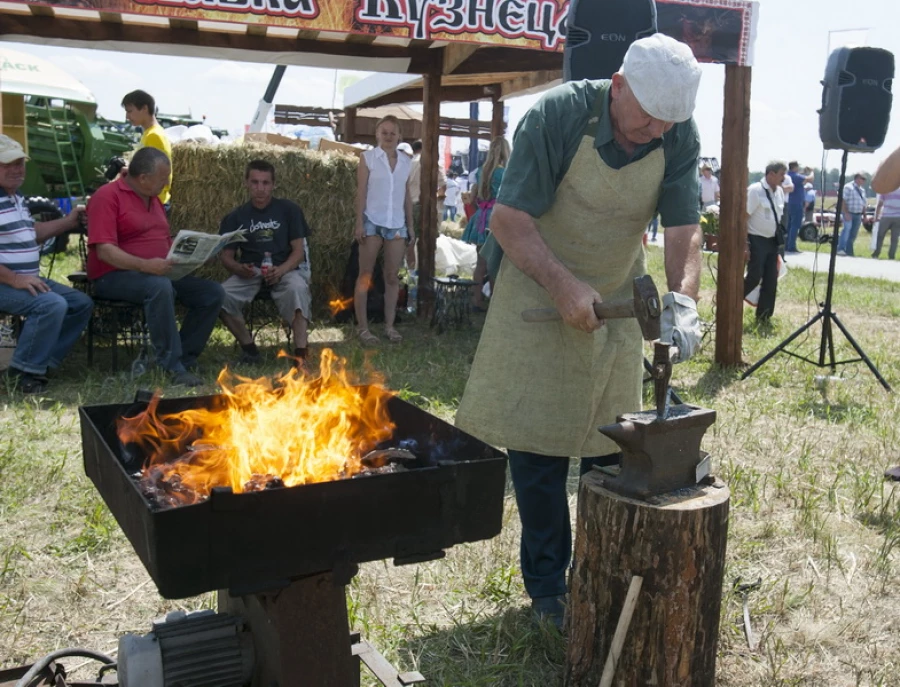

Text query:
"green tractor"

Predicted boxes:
[[1, 47, 137, 251], [20, 96, 134, 201]]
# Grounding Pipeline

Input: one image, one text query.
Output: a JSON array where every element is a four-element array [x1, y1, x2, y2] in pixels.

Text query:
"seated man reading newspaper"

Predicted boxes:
[[218, 159, 312, 368], [86, 147, 225, 387]]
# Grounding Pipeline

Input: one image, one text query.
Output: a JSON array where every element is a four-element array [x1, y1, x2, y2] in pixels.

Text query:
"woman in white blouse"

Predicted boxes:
[[354, 115, 414, 345]]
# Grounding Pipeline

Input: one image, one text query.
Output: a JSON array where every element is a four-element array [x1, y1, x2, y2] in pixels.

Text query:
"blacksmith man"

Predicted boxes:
[[455, 34, 705, 629]]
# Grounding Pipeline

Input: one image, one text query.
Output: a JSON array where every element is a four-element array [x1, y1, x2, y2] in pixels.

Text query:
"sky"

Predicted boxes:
[[1, 0, 899, 175]]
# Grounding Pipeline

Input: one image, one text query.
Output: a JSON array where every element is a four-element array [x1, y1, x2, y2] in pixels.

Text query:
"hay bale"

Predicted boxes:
[[170, 142, 358, 317]]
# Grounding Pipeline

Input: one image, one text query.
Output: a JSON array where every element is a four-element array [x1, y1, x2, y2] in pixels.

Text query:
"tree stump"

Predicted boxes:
[[565, 471, 730, 687]]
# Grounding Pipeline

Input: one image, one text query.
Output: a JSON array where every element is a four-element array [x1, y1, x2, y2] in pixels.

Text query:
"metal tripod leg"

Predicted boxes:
[[830, 312, 892, 391], [741, 311, 823, 381]]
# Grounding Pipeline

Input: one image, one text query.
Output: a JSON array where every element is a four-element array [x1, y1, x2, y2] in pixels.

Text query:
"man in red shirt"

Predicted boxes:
[[86, 147, 224, 386]]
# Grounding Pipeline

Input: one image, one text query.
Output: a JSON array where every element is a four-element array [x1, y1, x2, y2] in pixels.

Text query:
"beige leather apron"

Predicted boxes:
[[456, 124, 665, 457]]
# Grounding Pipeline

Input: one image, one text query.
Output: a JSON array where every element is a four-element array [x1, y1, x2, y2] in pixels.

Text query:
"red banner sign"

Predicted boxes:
[[18, 0, 757, 63]]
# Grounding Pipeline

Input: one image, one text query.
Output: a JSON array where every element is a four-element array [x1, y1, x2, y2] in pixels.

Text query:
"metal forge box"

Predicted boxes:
[[79, 393, 508, 600]]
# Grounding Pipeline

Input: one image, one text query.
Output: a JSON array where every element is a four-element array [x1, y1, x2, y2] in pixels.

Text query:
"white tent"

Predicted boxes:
[[0, 47, 95, 104]]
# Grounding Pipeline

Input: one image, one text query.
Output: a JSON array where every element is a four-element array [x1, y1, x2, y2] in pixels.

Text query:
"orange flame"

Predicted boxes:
[[328, 296, 354, 316], [118, 349, 396, 506]]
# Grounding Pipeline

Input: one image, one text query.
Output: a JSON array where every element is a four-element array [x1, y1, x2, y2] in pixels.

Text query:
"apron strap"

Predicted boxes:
[[580, 86, 608, 141]]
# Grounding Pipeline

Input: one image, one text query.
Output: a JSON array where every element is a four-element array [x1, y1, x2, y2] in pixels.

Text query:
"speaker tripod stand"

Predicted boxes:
[[741, 150, 892, 391]]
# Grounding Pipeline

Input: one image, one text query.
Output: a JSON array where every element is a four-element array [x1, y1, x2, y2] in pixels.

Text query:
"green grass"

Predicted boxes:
[[0, 243, 898, 685]]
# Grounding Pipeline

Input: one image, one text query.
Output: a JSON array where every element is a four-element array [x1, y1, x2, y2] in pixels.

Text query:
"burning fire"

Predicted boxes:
[[118, 349, 396, 507], [328, 295, 354, 317]]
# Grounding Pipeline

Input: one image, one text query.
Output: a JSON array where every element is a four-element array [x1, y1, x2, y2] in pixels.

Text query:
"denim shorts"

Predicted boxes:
[[364, 217, 408, 241]]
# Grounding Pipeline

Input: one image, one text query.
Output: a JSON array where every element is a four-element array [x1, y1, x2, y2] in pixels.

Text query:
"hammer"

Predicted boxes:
[[521, 275, 662, 341]]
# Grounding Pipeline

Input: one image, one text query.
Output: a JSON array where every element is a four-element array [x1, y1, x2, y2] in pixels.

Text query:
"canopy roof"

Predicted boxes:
[[0, 1, 564, 75], [0, 45, 95, 103]]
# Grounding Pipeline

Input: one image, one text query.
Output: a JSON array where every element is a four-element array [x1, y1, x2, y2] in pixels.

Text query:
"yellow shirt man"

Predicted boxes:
[[140, 123, 172, 205], [122, 90, 172, 205]]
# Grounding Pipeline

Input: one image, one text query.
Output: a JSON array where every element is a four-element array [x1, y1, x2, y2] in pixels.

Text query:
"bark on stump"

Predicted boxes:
[[565, 471, 730, 687]]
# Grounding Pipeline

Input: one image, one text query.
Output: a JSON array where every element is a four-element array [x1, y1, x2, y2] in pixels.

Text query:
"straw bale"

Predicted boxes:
[[169, 142, 358, 316]]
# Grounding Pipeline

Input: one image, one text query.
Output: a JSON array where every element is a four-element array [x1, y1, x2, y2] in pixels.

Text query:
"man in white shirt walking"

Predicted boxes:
[[699, 164, 719, 208], [442, 173, 460, 221], [744, 162, 787, 322], [837, 173, 868, 256]]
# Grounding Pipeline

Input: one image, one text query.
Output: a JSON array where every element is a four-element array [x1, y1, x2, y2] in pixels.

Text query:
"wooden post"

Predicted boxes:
[[418, 69, 441, 320], [715, 65, 752, 367], [565, 472, 730, 687], [343, 107, 357, 143], [491, 88, 504, 140]]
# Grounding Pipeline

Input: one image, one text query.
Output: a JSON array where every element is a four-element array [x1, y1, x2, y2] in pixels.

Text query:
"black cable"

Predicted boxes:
[[14, 649, 115, 687]]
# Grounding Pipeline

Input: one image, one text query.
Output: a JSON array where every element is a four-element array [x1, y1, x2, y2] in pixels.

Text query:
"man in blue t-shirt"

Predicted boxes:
[[219, 159, 312, 367], [785, 161, 814, 253]]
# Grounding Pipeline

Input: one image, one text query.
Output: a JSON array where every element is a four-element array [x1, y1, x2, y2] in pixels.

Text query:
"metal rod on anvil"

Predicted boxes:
[[651, 340, 673, 420]]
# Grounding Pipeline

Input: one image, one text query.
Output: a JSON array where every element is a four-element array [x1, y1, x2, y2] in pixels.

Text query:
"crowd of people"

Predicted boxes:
[[0, 85, 520, 393], [0, 85, 317, 393], [689, 156, 897, 324], [2, 59, 895, 394]]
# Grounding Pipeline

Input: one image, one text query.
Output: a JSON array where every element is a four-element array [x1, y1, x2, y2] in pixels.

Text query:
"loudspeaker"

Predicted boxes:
[[819, 46, 894, 152], [563, 0, 657, 82]]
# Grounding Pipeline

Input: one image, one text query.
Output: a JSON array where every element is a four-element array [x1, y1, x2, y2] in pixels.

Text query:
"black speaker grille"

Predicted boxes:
[[567, 26, 590, 48], [819, 47, 894, 151]]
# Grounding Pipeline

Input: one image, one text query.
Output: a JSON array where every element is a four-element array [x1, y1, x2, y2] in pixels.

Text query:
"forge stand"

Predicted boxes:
[[218, 569, 425, 687]]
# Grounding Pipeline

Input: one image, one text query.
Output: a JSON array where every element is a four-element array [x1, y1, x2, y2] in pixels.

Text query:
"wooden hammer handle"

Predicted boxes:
[[521, 299, 636, 323]]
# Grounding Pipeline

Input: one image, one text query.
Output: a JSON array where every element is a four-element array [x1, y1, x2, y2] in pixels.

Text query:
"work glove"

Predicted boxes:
[[660, 292, 701, 363]]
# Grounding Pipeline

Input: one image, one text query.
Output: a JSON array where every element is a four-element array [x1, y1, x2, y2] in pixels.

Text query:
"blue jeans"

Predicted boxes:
[[508, 449, 620, 599], [93, 272, 224, 373], [786, 202, 804, 252], [647, 215, 659, 240], [838, 212, 863, 255], [442, 205, 456, 221], [363, 217, 408, 241], [0, 278, 93, 375]]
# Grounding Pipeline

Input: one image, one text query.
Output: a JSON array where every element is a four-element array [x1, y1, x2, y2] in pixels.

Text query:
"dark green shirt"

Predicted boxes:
[[497, 80, 701, 228]]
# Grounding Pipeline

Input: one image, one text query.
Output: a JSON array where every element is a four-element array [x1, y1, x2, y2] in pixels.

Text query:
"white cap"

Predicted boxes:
[[397, 142, 413, 155], [621, 33, 702, 123], [0, 135, 28, 164]]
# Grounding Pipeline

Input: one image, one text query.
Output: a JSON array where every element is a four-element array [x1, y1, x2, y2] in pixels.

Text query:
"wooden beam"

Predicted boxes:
[[355, 85, 492, 109], [28, 4, 53, 17], [443, 44, 479, 74], [418, 68, 442, 320], [0, 14, 424, 63], [450, 46, 563, 75], [345, 33, 376, 45], [500, 70, 562, 99], [715, 65, 752, 367], [491, 90, 505, 139], [169, 18, 198, 31]]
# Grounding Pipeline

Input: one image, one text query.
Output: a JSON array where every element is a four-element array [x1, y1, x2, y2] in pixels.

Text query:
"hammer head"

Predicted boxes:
[[633, 275, 661, 341]]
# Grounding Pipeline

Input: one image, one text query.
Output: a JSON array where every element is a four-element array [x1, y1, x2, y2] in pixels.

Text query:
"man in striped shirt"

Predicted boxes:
[[0, 135, 93, 394], [837, 173, 869, 257]]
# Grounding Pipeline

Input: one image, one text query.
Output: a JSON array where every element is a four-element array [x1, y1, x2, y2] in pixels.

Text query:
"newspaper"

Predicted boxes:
[[166, 229, 246, 280]]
